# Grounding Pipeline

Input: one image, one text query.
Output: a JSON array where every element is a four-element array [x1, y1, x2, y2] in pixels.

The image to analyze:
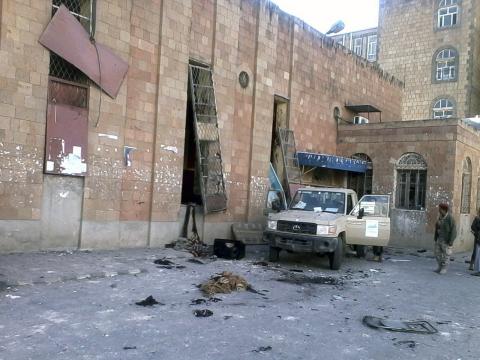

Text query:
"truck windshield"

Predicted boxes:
[[289, 191, 346, 214]]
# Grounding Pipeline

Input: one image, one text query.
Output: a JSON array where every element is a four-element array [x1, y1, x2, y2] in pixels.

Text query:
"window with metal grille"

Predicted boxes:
[[437, 0, 458, 28], [49, 0, 93, 84], [461, 158, 472, 214], [433, 98, 455, 119], [435, 48, 457, 81], [395, 153, 427, 210]]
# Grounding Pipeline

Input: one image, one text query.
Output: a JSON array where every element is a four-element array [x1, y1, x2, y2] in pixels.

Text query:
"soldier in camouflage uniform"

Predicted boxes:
[[434, 203, 457, 274]]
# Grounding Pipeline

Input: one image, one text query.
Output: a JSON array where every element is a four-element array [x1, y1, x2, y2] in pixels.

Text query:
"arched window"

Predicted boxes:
[[396, 153, 427, 210], [433, 98, 455, 119], [461, 157, 472, 214], [348, 153, 373, 199], [435, 48, 457, 81], [438, 0, 459, 28]]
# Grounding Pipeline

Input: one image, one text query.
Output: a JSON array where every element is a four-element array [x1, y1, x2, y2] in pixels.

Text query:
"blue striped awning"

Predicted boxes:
[[297, 152, 368, 173]]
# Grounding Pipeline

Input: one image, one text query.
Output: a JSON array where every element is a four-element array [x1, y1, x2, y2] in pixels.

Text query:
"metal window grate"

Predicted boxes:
[[49, 1, 92, 83], [188, 64, 227, 213]]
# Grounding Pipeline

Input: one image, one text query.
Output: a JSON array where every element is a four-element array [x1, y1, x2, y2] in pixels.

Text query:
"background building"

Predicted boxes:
[[330, 28, 378, 62], [378, 0, 480, 121]]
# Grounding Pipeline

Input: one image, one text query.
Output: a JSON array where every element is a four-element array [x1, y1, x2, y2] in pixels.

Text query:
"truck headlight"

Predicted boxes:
[[267, 220, 277, 230], [317, 225, 336, 235]]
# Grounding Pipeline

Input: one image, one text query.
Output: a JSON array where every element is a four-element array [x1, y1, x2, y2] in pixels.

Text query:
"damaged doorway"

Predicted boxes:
[[181, 73, 203, 206], [270, 96, 290, 192]]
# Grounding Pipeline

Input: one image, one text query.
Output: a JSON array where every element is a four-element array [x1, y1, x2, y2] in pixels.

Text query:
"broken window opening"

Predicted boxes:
[[49, 0, 93, 84], [181, 80, 203, 206], [270, 96, 291, 196], [186, 62, 227, 213], [348, 153, 373, 199]]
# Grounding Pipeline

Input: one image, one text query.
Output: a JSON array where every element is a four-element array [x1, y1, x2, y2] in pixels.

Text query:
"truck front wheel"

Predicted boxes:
[[269, 246, 281, 262], [329, 236, 344, 270]]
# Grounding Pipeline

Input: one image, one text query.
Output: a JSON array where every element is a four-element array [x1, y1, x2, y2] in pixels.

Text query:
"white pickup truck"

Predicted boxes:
[[263, 187, 391, 270]]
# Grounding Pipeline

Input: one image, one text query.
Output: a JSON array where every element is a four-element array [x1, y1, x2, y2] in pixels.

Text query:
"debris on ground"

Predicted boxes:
[[389, 259, 412, 262], [213, 239, 246, 260], [363, 316, 438, 334], [153, 258, 186, 269], [252, 346, 272, 353], [252, 261, 269, 267], [190, 298, 223, 305], [289, 269, 304, 273], [193, 309, 213, 317], [417, 249, 427, 253], [187, 258, 205, 265], [276, 274, 341, 286], [393, 340, 416, 349], [135, 295, 164, 307], [123, 346, 137, 350], [173, 204, 210, 257], [200, 272, 251, 296]]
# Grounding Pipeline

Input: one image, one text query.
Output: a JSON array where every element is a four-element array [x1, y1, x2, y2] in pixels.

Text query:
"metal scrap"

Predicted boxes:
[[363, 316, 438, 334]]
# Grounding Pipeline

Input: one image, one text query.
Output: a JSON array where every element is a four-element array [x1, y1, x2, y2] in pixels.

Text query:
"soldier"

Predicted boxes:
[[470, 207, 480, 273], [434, 203, 457, 274]]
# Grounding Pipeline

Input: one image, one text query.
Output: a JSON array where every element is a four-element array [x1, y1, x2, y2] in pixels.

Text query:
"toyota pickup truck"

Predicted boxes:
[[263, 187, 391, 270]]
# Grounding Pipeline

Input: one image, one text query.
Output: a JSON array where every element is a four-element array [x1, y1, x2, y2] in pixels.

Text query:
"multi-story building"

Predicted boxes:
[[330, 28, 378, 62], [378, 0, 480, 121]]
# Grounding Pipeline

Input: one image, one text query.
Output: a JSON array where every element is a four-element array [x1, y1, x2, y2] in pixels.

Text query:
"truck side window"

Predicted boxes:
[[346, 194, 353, 214]]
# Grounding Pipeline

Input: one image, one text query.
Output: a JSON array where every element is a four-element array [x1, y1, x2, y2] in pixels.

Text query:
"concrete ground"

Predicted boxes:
[[0, 246, 478, 360]]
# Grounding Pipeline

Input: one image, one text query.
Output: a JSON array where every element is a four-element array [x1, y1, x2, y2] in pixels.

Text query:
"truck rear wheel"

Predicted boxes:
[[329, 236, 344, 270], [355, 245, 366, 258], [269, 246, 280, 262]]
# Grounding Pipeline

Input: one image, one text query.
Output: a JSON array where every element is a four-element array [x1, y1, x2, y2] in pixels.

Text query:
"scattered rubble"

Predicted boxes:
[[135, 296, 164, 307], [123, 346, 137, 350], [154, 258, 186, 269], [200, 272, 251, 296], [277, 274, 341, 286], [393, 340, 416, 349], [193, 309, 213, 317], [190, 298, 222, 305], [252, 346, 272, 353], [363, 316, 437, 334]]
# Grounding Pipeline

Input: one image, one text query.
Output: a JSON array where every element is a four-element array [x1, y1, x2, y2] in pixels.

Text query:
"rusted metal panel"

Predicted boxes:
[[45, 79, 88, 176], [39, 4, 128, 99]]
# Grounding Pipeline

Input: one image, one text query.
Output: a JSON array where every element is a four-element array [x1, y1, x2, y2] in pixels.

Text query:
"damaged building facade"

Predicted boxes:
[[0, 0, 403, 252]]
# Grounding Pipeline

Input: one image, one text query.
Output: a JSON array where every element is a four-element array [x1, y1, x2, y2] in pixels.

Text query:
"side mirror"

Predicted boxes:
[[271, 199, 282, 212], [357, 207, 365, 220]]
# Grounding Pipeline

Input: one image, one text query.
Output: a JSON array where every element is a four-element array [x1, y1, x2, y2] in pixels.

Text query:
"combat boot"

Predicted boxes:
[[434, 264, 441, 273], [439, 267, 447, 274]]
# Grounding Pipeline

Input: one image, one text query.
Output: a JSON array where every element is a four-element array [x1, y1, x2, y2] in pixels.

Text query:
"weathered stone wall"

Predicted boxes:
[[378, 0, 480, 120], [338, 119, 478, 251], [0, 0, 403, 252]]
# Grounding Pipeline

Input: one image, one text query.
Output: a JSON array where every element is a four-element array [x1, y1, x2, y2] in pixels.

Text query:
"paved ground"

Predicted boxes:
[[0, 246, 478, 360]]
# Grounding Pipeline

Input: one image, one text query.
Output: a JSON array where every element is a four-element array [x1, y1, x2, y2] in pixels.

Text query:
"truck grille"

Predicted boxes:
[[277, 221, 317, 235]]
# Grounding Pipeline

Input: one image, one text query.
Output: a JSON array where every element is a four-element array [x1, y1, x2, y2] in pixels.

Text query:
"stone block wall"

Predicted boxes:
[[0, 0, 403, 252]]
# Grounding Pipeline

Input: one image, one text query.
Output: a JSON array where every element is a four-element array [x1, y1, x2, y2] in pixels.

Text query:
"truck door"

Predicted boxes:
[[345, 195, 390, 246]]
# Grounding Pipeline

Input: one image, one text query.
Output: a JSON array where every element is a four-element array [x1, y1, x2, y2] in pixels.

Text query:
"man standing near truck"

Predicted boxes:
[[434, 203, 457, 274]]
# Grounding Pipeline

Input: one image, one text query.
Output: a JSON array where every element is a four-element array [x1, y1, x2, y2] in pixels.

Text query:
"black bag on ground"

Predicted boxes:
[[213, 239, 245, 260]]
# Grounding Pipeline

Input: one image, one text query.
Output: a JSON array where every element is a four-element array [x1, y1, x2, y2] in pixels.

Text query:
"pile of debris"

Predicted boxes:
[[200, 271, 250, 296]]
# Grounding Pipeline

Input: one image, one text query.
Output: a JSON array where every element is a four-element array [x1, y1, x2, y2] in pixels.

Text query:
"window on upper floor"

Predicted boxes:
[[367, 35, 377, 61], [354, 38, 363, 56], [433, 98, 455, 119], [438, 0, 458, 28], [435, 48, 457, 81]]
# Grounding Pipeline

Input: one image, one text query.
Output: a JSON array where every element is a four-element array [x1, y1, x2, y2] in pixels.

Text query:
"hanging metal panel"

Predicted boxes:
[[188, 64, 227, 213]]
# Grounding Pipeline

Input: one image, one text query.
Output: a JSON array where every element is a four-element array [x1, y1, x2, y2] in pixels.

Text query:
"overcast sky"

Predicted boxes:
[[271, 0, 379, 34]]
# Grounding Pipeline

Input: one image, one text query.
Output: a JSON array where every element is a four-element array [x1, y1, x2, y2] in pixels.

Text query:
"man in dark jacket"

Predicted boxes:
[[434, 203, 457, 274], [470, 208, 480, 271]]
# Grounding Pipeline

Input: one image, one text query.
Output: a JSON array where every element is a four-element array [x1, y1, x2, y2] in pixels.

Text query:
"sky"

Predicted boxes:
[[270, 0, 379, 34]]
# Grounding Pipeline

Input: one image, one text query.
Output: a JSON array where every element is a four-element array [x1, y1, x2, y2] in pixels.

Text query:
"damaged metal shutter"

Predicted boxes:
[[188, 65, 227, 213]]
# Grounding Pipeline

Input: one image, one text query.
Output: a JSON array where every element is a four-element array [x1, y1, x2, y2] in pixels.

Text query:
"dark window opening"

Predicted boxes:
[[270, 96, 290, 194], [346, 194, 353, 214], [181, 79, 203, 206], [348, 153, 372, 199]]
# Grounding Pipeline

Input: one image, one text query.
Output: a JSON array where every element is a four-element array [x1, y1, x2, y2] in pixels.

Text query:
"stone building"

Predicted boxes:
[[378, 0, 480, 121], [0, 0, 403, 252], [330, 28, 378, 62]]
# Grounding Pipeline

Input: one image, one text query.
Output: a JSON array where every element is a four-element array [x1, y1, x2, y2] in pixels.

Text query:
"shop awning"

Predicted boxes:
[[297, 152, 368, 173]]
